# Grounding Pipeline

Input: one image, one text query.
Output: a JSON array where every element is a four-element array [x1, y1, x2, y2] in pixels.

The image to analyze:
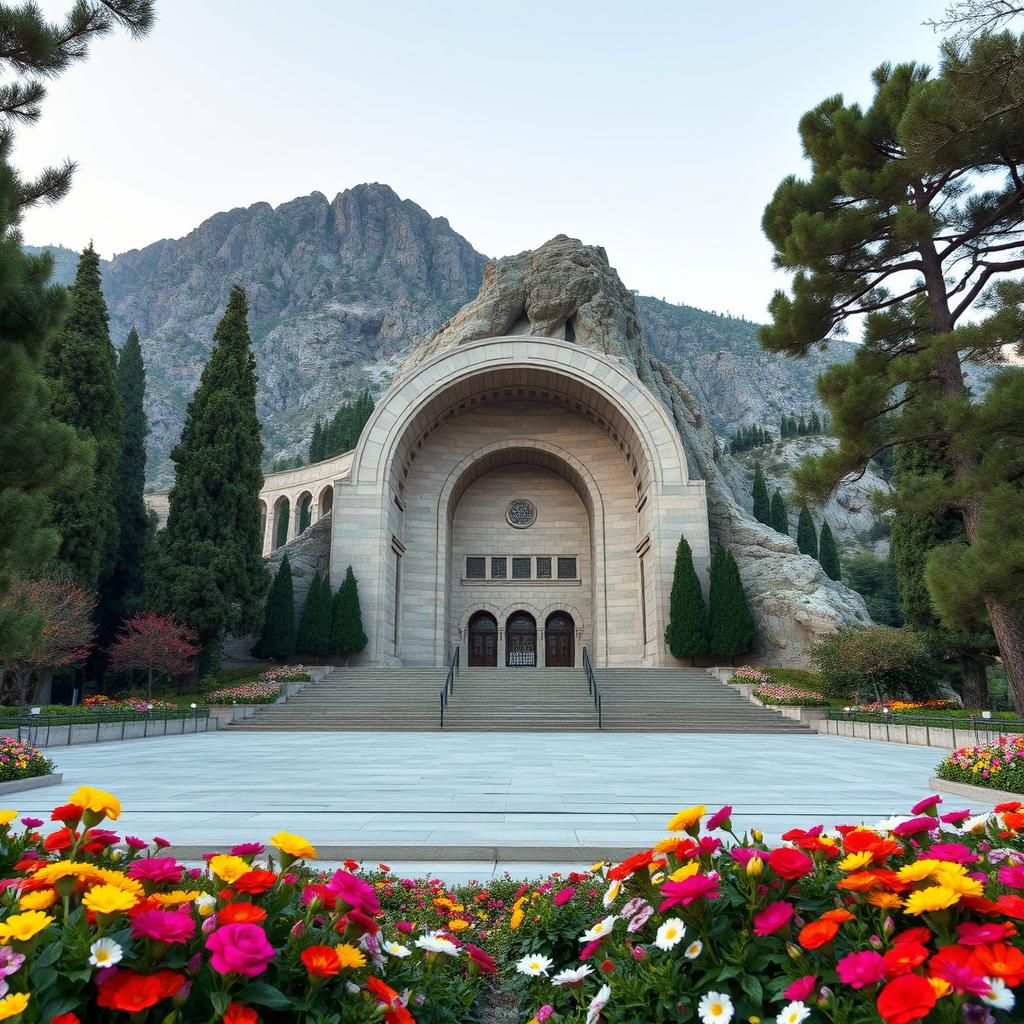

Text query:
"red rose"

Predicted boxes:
[[876, 974, 937, 1024], [768, 847, 814, 880]]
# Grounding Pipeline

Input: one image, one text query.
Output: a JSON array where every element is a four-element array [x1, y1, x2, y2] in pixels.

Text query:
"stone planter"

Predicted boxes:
[[0, 772, 63, 795], [769, 705, 829, 725], [929, 776, 1022, 805]]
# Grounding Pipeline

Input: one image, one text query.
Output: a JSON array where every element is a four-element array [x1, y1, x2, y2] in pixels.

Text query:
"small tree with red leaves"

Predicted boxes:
[[107, 613, 199, 698], [1, 575, 95, 705]]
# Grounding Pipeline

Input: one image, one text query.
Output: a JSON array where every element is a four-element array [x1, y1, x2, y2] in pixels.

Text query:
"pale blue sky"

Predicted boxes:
[[22, 0, 941, 320]]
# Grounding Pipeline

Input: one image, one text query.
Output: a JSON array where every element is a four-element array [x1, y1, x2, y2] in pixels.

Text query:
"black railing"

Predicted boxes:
[[582, 647, 602, 729], [827, 708, 1024, 747], [8, 708, 211, 746], [439, 646, 460, 727]]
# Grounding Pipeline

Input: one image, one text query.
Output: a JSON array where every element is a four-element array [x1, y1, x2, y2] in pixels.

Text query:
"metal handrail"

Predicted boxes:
[[582, 647, 602, 729], [439, 646, 460, 727]]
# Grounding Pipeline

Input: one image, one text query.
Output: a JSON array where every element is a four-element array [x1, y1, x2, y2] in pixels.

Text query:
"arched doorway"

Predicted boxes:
[[297, 492, 313, 534], [467, 611, 498, 667], [506, 611, 537, 667], [272, 496, 290, 550], [545, 612, 575, 667], [319, 485, 334, 518]]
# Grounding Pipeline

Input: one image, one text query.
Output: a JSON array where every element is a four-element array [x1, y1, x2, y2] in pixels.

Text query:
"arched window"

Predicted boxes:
[[297, 492, 313, 534], [319, 485, 334, 518], [545, 612, 575, 667], [468, 611, 498, 667], [273, 497, 290, 550], [506, 611, 537, 667]]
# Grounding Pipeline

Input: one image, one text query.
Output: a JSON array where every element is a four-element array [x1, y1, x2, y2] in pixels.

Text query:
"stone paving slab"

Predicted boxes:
[[9, 730, 974, 858]]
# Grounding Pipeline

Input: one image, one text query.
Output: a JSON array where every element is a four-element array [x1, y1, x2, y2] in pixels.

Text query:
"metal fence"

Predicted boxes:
[[827, 708, 1024, 747], [3, 708, 211, 746]]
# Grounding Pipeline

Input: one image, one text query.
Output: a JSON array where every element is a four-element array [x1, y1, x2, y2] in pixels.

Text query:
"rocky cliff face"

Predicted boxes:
[[399, 235, 872, 664]]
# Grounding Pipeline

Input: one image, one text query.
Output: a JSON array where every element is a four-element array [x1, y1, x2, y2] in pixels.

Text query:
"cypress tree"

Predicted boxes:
[[770, 489, 788, 535], [664, 537, 708, 661], [331, 564, 368, 660], [708, 547, 756, 660], [309, 418, 323, 462], [797, 505, 818, 559], [752, 464, 771, 525], [810, 410, 822, 434], [255, 555, 295, 661], [297, 570, 332, 659], [156, 286, 269, 670], [44, 245, 122, 588], [818, 521, 841, 581]]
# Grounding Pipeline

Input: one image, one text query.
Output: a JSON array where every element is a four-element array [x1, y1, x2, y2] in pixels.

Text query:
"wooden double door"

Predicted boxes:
[[466, 610, 575, 668]]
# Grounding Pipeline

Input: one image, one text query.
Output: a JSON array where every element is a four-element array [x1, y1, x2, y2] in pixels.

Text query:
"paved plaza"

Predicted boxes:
[[13, 730, 974, 878]]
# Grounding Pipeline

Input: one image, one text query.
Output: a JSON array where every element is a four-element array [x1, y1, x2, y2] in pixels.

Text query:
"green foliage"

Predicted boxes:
[[154, 287, 270, 666], [254, 556, 295, 661], [844, 552, 902, 626], [296, 570, 332, 659], [663, 537, 708, 660], [818, 521, 841, 581], [751, 464, 771, 525], [331, 565, 368, 658], [728, 424, 773, 454], [811, 627, 936, 701], [310, 389, 375, 461], [708, 546, 756, 658], [763, 667, 826, 692], [44, 245, 122, 588], [770, 489, 788, 535], [796, 504, 817, 559]]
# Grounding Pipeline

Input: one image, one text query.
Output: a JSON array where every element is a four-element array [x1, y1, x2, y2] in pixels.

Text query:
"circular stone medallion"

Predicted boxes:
[[506, 499, 537, 529]]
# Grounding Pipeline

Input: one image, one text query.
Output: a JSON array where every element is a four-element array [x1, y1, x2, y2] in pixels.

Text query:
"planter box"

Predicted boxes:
[[929, 776, 1022, 805], [0, 772, 63, 795], [818, 717, 996, 750], [770, 705, 829, 724], [17, 717, 217, 748]]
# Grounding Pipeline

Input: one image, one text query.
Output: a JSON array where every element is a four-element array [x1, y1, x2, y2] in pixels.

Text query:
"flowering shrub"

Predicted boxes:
[[811, 627, 936, 700], [936, 735, 1024, 794], [0, 737, 53, 782], [81, 695, 178, 713], [204, 682, 282, 705], [258, 666, 310, 684], [754, 682, 830, 707], [732, 667, 772, 685], [850, 700, 960, 715]]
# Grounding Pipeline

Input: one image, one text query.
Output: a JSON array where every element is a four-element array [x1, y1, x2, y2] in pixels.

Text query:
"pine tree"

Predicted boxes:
[[708, 547, 756, 660], [752, 464, 771, 525], [818, 521, 841, 581], [255, 555, 295, 661], [331, 564, 368, 660], [797, 505, 818, 559], [664, 537, 708, 661], [797, 415, 808, 436], [309, 417, 323, 462], [810, 410, 822, 434], [156, 286, 269, 670], [770, 489, 788, 535], [297, 570, 332, 659], [44, 245, 122, 588]]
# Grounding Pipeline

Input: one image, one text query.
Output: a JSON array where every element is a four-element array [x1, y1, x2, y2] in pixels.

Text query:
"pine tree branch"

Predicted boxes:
[[953, 257, 1024, 317]]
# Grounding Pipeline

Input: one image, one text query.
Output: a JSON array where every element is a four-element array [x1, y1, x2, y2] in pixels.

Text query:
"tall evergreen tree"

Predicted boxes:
[[309, 417, 323, 462], [818, 521, 841, 581], [254, 555, 295, 661], [809, 410, 822, 434], [770, 489, 789, 535], [331, 564, 368, 660], [44, 245, 122, 588], [796, 505, 818, 559], [752, 464, 771, 525], [708, 547, 756, 660], [297, 570, 332, 660], [156, 286, 269, 670], [664, 537, 708, 661]]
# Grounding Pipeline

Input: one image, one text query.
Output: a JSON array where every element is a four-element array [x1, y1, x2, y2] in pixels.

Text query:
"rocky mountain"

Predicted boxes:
[[27, 184, 852, 488]]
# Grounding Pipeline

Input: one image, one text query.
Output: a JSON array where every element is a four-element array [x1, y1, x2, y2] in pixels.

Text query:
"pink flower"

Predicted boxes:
[[205, 923, 276, 977], [230, 842, 265, 857], [128, 857, 184, 885], [706, 806, 733, 831], [784, 976, 817, 1001], [553, 886, 575, 906], [580, 938, 606, 960], [753, 901, 793, 937], [998, 865, 1024, 890], [731, 848, 767, 867], [153, 836, 170, 849], [327, 869, 381, 917], [910, 795, 942, 816], [627, 905, 653, 932], [928, 843, 977, 864], [395, 921, 413, 934], [893, 817, 939, 837], [536, 1006, 554, 1022], [929, 946, 991, 996], [131, 909, 196, 944], [658, 872, 720, 912], [124, 835, 147, 850], [836, 950, 886, 989], [956, 922, 1012, 946]]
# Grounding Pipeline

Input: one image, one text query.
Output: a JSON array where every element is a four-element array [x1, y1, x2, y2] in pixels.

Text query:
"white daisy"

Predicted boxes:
[[654, 917, 686, 951], [413, 932, 459, 956], [580, 914, 618, 943], [516, 953, 554, 976], [586, 982, 611, 1024], [602, 879, 621, 908], [89, 937, 123, 968], [384, 940, 411, 958], [776, 1000, 811, 1024], [697, 990, 733, 1024], [684, 939, 703, 960], [982, 977, 1015, 1011], [553, 964, 594, 986]]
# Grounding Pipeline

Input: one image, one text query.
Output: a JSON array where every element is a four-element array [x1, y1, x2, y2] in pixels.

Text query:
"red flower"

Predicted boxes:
[[600, 958, 615, 973], [607, 849, 657, 882], [97, 972, 164, 1013], [43, 827, 76, 852], [892, 927, 932, 946], [768, 847, 814, 880], [996, 894, 1024, 920], [233, 869, 278, 894], [798, 918, 839, 950], [223, 1004, 259, 1024], [884, 942, 929, 977], [219, 902, 268, 925], [928, 945, 991, 997], [366, 976, 403, 1009], [969, 941, 1024, 987], [50, 804, 83, 824], [301, 945, 340, 977], [876, 974, 937, 1024], [50, 1015, 80, 1024]]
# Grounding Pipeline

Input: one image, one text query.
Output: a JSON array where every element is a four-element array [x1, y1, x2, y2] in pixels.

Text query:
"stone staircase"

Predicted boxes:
[[228, 664, 808, 733]]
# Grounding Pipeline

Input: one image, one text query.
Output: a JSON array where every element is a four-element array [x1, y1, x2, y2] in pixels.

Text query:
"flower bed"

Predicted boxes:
[[753, 682, 830, 707], [731, 667, 772, 686], [0, 791, 1023, 1022], [0, 737, 53, 783], [257, 666, 310, 684], [936, 735, 1024, 794], [851, 700, 960, 714], [204, 682, 283, 705]]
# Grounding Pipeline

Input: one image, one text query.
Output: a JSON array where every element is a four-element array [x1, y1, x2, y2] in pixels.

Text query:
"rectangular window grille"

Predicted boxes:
[[491, 557, 507, 579], [512, 557, 531, 579], [466, 557, 486, 579], [557, 557, 577, 580], [536, 557, 552, 579]]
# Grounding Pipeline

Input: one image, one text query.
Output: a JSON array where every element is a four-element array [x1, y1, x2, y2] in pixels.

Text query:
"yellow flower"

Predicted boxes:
[[667, 805, 705, 833], [654, 837, 679, 853], [270, 831, 317, 860], [0, 909, 53, 942], [589, 861, 606, 874], [510, 896, 526, 930], [0, 811, 17, 826], [746, 857, 764, 879], [838, 851, 873, 872], [67, 785, 121, 821], [447, 919, 470, 931], [0, 992, 29, 1020], [209, 854, 251, 884], [91, 868, 143, 896], [18, 888, 56, 911], [933, 867, 983, 898], [896, 859, 942, 884], [903, 885, 960, 916], [867, 891, 903, 909], [334, 943, 367, 968], [32, 861, 96, 886], [81, 884, 139, 915], [929, 977, 952, 999], [152, 890, 202, 907], [669, 862, 700, 882]]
